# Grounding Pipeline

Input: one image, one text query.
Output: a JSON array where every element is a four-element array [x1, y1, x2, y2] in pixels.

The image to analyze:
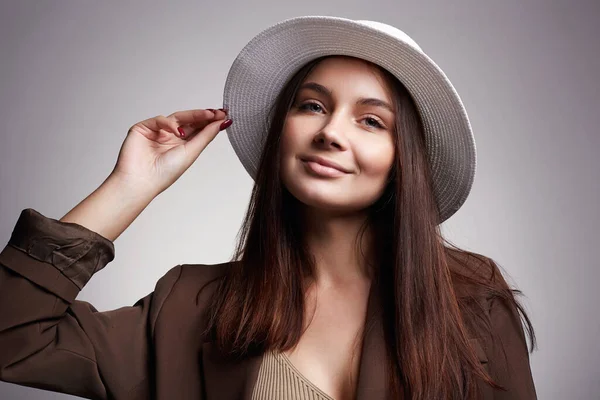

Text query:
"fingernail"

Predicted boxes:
[[207, 109, 216, 113], [219, 108, 228, 114], [219, 119, 233, 130], [177, 127, 185, 137]]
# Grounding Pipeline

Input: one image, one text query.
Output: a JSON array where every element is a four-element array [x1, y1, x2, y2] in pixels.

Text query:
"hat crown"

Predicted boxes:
[[356, 19, 423, 51]]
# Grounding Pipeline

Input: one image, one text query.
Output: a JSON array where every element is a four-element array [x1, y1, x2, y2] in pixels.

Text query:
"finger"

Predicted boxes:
[[171, 109, 228, 139], [211, 108, 228, 120], [177, 121, 211, 139], [184, 118, 232, 159], [153, 115, 183, 138], [134, 114, 177, 136], [169, 109, 217, 127], [178, 108, 230, 139]]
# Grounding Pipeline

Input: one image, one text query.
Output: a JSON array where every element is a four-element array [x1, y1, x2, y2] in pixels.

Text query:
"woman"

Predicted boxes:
[[0, 16, 536, 399]]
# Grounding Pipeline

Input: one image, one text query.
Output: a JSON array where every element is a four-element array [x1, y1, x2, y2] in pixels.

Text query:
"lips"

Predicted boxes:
[[300, 155, 351, 174], [299, 155, 352, 178]]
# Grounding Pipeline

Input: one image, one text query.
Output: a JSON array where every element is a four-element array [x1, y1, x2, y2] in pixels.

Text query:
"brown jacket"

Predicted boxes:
[[0, 208, 537, 399]]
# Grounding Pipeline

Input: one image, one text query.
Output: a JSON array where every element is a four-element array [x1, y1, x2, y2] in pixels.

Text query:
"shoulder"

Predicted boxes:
[[445, 247, 511, 299], [446, 247, 533, 343], [154, 261, 234, 295], [149, 261, 235, 336], [444, 247, 521, 333], [178, 261, 233, 286], [445, 247, 497, 279]]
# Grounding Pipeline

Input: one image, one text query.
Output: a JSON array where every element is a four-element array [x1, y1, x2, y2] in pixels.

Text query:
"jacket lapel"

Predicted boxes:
[[201, 282, 388, 400], [355, 280, 389, 400], [201, 341, 262, 399]]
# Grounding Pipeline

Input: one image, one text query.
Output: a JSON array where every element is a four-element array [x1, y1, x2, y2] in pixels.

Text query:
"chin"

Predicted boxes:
[[283, 178, 369, 214], [284, 177, 339, 208]]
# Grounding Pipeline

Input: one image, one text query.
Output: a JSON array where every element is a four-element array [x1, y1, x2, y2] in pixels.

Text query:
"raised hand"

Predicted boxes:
[[112, 108, 231, 196]]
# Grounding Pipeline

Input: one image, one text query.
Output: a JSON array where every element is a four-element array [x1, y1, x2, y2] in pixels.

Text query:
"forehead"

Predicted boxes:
[[301, 56, 394, 99]]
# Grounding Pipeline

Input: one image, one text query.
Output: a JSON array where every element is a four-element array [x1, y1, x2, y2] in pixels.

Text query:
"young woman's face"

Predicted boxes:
[[280, 56, 396, 214]]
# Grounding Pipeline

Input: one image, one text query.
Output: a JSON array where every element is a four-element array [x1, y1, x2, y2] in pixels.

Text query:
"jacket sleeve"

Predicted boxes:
[[484, 295, 538, 399], [0, 208, 182, 399]]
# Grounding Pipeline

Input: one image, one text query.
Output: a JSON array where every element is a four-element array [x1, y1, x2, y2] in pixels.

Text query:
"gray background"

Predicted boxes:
[[0, 0, 598, 399]]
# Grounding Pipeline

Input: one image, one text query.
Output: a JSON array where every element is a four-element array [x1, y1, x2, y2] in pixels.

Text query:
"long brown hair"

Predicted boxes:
[[205, 56, 536, 399]]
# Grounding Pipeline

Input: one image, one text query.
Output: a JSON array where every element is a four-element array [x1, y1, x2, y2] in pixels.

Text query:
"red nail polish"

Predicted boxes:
[[219, 119, 233, 130], [177, 127, 185, 137]]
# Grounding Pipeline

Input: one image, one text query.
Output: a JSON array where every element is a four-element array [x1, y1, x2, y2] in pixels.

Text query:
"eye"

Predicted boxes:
[[298, 101, 324, 113], [363, 116, 385, 129]]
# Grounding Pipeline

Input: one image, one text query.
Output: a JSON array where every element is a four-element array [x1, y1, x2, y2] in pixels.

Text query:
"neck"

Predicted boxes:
[[301, 207, 374, 288]]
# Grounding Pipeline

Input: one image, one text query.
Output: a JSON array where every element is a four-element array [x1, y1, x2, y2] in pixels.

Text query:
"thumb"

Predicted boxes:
[[184, 118, 232, 159]]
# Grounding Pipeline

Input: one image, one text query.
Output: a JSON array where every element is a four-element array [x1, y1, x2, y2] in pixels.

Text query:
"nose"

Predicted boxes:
[[313, 111, 350, 151]]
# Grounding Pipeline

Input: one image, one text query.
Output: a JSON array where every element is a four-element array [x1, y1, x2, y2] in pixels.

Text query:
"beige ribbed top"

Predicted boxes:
[[252, 350, 334, 400]]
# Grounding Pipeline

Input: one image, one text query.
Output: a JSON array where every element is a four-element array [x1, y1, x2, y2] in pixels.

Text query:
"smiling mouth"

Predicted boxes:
[[300, 158, 349, 178]]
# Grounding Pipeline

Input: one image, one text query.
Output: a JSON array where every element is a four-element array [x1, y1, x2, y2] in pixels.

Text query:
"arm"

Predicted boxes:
[[59, 172, 159, 242], [0, 208, 181, 399]]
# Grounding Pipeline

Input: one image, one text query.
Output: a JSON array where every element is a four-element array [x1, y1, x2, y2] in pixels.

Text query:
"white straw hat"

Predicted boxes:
[[222, 16, 476, 224]]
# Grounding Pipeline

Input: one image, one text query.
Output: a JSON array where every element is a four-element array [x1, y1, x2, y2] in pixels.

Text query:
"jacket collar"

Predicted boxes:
[[201, 281, 389, 400]]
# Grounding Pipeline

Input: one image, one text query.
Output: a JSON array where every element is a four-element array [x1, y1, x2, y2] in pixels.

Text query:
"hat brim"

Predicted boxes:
[[223, 16, 476, 224]]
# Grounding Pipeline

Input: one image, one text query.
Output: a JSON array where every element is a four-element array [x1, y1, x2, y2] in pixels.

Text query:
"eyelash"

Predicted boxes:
[[298, 101, 386, 130]]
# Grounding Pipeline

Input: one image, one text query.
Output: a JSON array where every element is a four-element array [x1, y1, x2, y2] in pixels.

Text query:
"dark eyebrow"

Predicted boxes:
[[299, 82, 332, 97], [298, 82, 394, 113], [356, 98, 394, 113]]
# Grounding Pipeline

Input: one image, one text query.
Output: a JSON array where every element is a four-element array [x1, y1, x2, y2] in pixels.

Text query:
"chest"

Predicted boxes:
[[279, 285, 371, 400]]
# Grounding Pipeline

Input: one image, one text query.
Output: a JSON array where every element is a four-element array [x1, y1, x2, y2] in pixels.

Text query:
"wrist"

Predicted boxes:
[[105, 171, 161, 201]]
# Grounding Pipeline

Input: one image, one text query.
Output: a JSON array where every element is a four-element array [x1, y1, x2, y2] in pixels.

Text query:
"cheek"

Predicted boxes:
[[280, 117, 303, 156], [279, 125, 296, 171], [279, 121, 304, 183], [356, 142, 395, 178], [280, 116, 317, 167]]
